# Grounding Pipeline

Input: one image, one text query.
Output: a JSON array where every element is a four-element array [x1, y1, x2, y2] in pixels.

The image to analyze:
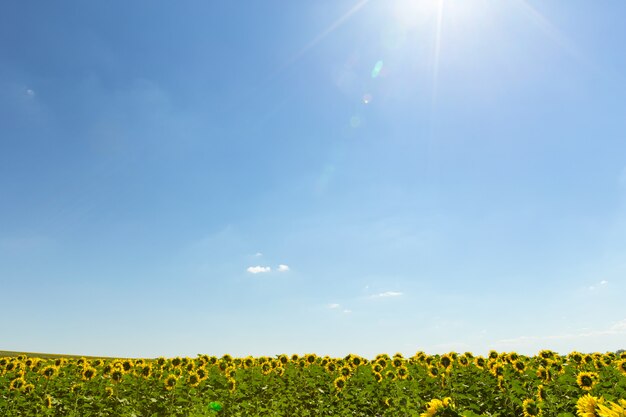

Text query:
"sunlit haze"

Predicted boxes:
[[1, 0, 625, 359]]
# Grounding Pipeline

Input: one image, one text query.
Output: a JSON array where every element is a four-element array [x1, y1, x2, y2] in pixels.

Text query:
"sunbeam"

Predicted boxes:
[[511, 0, 583, 63], [285, 0, 370, 70], [432, 0, 445, 109]]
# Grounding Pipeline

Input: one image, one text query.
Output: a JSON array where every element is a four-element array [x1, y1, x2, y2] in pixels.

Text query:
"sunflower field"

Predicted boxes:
[[1, 350, 625, 417]]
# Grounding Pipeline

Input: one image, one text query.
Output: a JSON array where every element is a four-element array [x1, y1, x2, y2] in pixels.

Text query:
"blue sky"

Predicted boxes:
[[1, 0, 625, 359]]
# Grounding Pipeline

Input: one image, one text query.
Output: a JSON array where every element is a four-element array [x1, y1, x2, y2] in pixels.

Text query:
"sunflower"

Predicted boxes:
[[196, 367, 208, 380], [221, 354, 233, 363], [522, 398, 541, 417], [186, 362, 195, 372], [376, 358, 388, 369], [420, 399, 445, 417], [615, 360, 626, 377], [105, 387, 115, 397], [569, 352, 584, 365], [534, 384, 546, 402], [508, 352, 519, 363], [243, 357, 255, 369], [458, 355, 470, 367], [187, 373, 201, 387], [397, 365, 409, 379], [596, 399, 626, 417], [278, 354, 289, 365], [41, 365, 58, 378], [291, 354, 300, 362], [70, 383, 82, 394], [576, 394, 603, 417], [577, 372, 598, 391], [551, 362, 564, 375], [325, 362, 337, 373], [102, 364, 113, 376], [490, 364, 504, 378], [385, 370, 397, 380], [539, 357, 552, 368], [9, 377, 25, 391], [392, 357, 404, 368], [474, 357, 486, 369], [171, 357, 182, 368], [333, 376, 347, 391], [138, 364, 153, 378], [384, 397, 394, 407], [372, 363, 383, 373], [373, 372, 383, 383], [164, 374, 177, 391], [428, 366, 440, 378], [156, 357, 167, 368], [488, 350, 499, 360], [122, 359, 135, 373], [44, 395, 53, 409], [497, 376, 506, 391], [226, 377, 236, 392], [440, 354, 453, 370], [351, 356, 362, 367], [111, 370, 124, 383], [261, 362, 272, 375], [22, 383, 35, 394], [340, 366, 352, 377], [82, 366, 96, 381], [536, 367, 551, 382], [513, 360, 526, 374], [306, 353, 317, 365], [274, 366, 285, 376]]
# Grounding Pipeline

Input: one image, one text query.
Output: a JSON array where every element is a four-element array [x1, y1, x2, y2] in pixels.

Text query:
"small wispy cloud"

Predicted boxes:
[[277, 264, 290, 272], [495, 318, 626, 349], [327, 303, 340, 309], [343, 309, 352, 314], [254, 252, 263, 257], [25, 88, 35, 97], [247, 266, 271, 274], [588, 279, 609, 291], [372, 291, 403, 298]]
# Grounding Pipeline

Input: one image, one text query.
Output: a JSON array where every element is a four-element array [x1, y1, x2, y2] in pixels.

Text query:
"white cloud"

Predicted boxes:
[[254, 252, 263, 257], [611, 319, 626, 331], [372, 291, 403, 298], [277, 264, 290, 272], [25, 88, 35, 97], [600, 280, 608, 285], [247, 266, 271, 274], [343, 309, 352, 314], [327, 303, 340, 309], [493, 318, 626, 353]]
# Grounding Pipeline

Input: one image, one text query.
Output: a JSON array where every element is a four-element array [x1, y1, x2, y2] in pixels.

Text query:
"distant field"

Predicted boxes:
[[0, 350, 121, 359]]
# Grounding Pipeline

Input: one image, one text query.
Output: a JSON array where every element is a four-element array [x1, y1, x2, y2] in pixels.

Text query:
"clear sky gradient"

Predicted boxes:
[[1, 0, 625, 359]]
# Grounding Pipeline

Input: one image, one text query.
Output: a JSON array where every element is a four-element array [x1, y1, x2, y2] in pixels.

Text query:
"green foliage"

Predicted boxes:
[[0, 351, 624, 416]]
